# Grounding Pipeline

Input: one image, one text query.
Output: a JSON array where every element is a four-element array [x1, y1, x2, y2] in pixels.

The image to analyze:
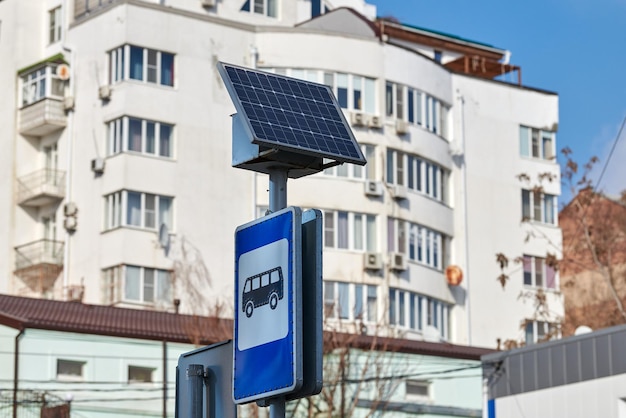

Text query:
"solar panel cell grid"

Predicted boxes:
[[220, 63, 366, 165]]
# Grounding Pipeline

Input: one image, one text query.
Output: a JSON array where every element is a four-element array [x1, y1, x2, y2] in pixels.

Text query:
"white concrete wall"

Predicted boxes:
[[493, 374, 626, 418], [452, 74, 562, 346]]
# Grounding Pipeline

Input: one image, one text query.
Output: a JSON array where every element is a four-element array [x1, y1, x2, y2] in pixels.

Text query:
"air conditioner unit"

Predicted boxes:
[[390, 185, 408, 200], [91, 158, 105, 174], [64, 216, 77, 231], [98, 85, 111, 100], [67, 286, 84, 302], [389, 252, 407, 271], [364, 180, 383, 197], [350, 112, 367, 127], [201, 0, 216, 6], [368, 115, 383, 129], [395, 119, 409, 135], [64, 202, 78, 217], [63, 96, 75, 111], [364, 252, 383, 270]]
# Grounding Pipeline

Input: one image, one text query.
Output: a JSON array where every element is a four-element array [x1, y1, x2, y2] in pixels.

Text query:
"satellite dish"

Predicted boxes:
[[56, 64, 70, 80], [158, 223, 171, 256], [574, 325, 593, 336]]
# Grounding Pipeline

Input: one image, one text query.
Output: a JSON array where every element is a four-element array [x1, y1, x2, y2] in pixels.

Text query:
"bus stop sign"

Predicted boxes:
[[233, 207, 303, 403]]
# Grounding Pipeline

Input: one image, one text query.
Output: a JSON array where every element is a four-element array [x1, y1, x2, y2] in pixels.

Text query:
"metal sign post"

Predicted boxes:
[[218, 62, 366, 417]]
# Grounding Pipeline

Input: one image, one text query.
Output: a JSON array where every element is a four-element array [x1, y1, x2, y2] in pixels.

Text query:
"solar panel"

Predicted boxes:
[[218, 62, 366, 166]]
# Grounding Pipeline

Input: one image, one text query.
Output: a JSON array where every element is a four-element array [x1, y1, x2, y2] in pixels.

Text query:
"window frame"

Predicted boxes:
[[323, 210, 376, 252], [386, 81, 450, 138], [20, 64, 65, 107], [128, 365, 156, 384], [107, 116, 174, 158], [48, 7, 62, 44], [240, 0, 278, 18], [388, 288, 449, 339], [523, 255, 558, 290], [324, 281, 378, 323], [104, 190, 173, 231], [106, 264, 172, 305], [386, 149, 446, 203], [519, 125, 556, 161], [389, 218, 444, 270], [521, 189, 557, 225], [56, 359, 86, 381], [525, 320, 560, 344], [109, 44, 175, 87]]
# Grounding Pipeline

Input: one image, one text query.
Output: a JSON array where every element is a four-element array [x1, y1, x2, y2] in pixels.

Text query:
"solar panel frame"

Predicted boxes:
[[218, 62, 366, 166]]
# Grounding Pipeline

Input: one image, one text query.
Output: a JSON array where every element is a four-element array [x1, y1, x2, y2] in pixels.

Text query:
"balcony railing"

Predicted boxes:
[[19, 98, 67, 136], [17, 168, 66, 207], [14, 239, 64, 293]]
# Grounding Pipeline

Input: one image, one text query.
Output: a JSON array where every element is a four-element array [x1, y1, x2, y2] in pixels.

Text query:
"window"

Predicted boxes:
[[519, 126, 555, 160], [386, 82, 450, 138], [311, 0, 330, 17], [57, 359, 85, 380], [386, 149, 446, 203], [523, 255, 558, 289], [521, 190, 557, 224], [323, 144, 375, 179], [107, 265, 172, 304], [109, 45, 175, 86], [405, 380, 430, 399], [20, 64, 65, 107], [389, 218, 445, 270], [323, 210, 376, 252], [107, 116, 174, 158], [433, 50, 442, 63], [525, 320, 559, 344], [49, 7, 62, 44], [389, 289, 449, 339], [325, 281, 378, 322], [128, 366, 154, 383], [240, 0, 277, 17], [104, 191, 173, 231]]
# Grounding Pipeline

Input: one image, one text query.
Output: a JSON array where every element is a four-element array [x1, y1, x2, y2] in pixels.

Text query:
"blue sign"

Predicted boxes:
[[233, 207, 303, 403]]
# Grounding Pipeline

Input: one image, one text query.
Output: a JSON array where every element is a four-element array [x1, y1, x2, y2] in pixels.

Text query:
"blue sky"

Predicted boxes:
[[367, 0, 626, 203]]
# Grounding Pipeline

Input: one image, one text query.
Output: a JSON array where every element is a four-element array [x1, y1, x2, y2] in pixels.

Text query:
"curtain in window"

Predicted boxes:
[[143, 268, 155, 302], [324, 281, 335, 318], [519, 126, 530, 157], [388, 289, 396, 325], [364, 78, 375, 114], [144, 194, 156, 228], [127, 192, 142, 226], [146, 122, 155, 154], [337, 212, 348, 249], [354, 284, 363, 319], [522, 190, 531, 220], [324, 212, 334, 247], [398, 291, 405, 326], [367, 285, 377, 322], [523, 255, 532, 285], [353, 214, 363, 250], [130, 46, 143, 80], [159, 124, 172, 157], [387, 218, 395, 252], [546, 263, 557, 289], [128, 118, 142, 152], [544, 195, 555, 224], [366, 215, 376, 252], [125, 266, 141, 301], [159, 196, 173, 229]]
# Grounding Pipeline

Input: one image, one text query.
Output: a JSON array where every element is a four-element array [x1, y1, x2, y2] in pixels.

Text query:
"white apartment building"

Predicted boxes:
[[0, 0, 562, 348]]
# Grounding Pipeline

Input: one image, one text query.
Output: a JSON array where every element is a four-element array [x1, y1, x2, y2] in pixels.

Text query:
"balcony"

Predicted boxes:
[[19, 98, 67, 136], [14, 239, 64, 293], [17, 169, 66, 207]]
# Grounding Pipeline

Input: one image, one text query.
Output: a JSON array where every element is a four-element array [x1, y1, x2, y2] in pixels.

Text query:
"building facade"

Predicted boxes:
[[0, 0, 562, 348]]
